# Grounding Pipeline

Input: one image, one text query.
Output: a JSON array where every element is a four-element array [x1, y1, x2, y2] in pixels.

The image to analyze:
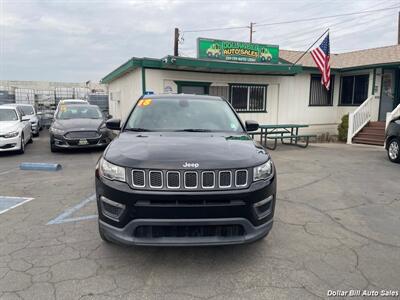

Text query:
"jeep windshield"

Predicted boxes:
[[124, 97, 244, 132]]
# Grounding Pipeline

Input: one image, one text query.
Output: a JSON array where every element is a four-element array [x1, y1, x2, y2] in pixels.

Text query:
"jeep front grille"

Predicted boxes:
[[130, 169, 249, 191]]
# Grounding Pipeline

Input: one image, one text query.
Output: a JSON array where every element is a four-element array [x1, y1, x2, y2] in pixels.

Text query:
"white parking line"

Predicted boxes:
[[47, 194, 97, 225], [0, 196, 34, 215]]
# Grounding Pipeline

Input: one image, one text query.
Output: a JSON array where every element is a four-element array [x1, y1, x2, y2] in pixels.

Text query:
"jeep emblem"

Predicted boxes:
[[182, 162, 199, 168]]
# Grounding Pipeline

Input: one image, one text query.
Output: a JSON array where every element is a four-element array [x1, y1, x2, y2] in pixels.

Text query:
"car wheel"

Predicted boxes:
[[387, 138, 400, 163], [50, 135, 58, 153], [34, 130, 40, 137], [17, 134, 25, 154], [50, 142, 58, 153], [28, 134, 33, 143]]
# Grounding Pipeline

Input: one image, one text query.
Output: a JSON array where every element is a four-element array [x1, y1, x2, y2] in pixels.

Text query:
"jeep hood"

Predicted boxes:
[[104, 132, 269, 169]]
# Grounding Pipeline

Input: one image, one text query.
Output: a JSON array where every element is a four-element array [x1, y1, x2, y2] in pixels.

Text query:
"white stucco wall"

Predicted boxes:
[[107, 67, 380, 136], [107, 68, 142, 120]]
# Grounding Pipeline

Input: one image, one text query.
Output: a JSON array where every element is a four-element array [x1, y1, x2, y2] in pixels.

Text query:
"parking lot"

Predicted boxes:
[[0, 130, 399, 299]]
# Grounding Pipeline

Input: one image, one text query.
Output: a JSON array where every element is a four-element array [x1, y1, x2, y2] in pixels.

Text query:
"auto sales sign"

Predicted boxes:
[[197, 38, 279, 63]]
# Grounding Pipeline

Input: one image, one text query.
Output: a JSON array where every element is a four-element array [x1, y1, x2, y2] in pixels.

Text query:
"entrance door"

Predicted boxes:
[[379, 69, 396, 121]]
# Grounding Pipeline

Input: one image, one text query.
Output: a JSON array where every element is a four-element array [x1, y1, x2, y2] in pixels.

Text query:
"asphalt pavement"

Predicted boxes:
[[0, 130, 399, 299]]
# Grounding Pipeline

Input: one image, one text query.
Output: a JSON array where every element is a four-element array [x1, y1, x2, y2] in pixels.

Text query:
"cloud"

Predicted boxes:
[[0, 0, 399, 82]]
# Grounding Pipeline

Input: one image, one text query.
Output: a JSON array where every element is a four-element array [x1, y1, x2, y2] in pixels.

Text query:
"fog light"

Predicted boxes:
[[100, 196, 125, 221], [253, 195, 273, 220]]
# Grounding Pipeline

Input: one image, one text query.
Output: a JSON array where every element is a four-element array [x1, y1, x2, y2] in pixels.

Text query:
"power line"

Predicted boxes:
[[277, 9, 396, 46], [254, 5, 400, 27], [182, 5, 400, 34]]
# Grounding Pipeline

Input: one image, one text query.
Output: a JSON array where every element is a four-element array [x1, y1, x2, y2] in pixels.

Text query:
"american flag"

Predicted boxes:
[[311, 34, 330, 90]]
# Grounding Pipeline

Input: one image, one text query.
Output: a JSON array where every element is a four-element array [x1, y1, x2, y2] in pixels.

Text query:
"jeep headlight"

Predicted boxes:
[[253, 160, 273, 181], [4, 131, 19, 138], [99, 157, 126, 182]]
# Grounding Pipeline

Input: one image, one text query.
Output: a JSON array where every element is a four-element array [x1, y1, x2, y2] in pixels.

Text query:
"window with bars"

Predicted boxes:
[[309, 74, 335, 106], [230, 84, 267, 112], [340, 74, 369, 105]]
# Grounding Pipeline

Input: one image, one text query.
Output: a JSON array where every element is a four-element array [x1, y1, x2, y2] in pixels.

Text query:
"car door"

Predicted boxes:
[[18, 108, 31, 141]]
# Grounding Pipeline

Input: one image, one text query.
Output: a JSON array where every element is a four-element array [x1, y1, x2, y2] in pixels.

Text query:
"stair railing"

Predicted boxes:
[[385, 103, 400, 130], [347, 95, 374, 144]]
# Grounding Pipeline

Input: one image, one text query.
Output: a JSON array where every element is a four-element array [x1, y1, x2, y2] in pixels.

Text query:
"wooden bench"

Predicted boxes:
[[263, 134, 317, 150]]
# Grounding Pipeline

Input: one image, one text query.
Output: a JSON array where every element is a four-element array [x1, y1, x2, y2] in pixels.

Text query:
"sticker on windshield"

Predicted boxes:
[[230, 123, 237, 130], [60, 105, 67, 112], [138, 99, 152, 107]]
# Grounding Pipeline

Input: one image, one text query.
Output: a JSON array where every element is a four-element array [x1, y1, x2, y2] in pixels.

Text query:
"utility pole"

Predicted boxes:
[[249, 22, 255, 43], [398, 11, 400, 45], [174, 28, 179, 56]]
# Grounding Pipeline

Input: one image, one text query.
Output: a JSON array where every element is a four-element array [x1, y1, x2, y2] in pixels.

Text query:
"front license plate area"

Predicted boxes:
[[78, 139, 89, 145]]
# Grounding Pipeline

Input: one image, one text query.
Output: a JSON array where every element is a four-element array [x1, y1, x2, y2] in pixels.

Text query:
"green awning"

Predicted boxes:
[[101, 56, 303, 84]]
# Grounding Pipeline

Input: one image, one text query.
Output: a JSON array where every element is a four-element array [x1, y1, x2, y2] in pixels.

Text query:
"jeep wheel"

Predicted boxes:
[[388, 138, 400, 163]]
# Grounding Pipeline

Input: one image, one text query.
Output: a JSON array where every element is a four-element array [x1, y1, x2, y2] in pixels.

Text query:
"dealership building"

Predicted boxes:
[[101, 39, 400, 143]]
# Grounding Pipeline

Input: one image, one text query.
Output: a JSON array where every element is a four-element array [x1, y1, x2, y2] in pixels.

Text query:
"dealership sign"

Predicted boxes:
[[197, 38, 279, 64]]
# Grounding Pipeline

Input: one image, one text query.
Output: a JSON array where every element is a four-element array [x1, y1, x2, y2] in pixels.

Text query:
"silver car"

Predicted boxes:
[[6, 104, 42, 136], [0, 106, 33, 154]]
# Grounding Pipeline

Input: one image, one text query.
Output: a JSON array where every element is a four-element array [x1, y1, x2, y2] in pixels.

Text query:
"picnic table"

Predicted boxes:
[[249, 124, 316, 150]]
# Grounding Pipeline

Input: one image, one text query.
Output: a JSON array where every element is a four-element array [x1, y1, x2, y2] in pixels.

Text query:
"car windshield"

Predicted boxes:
[[19, 106, 34, 115], [56, 105, 103, 120], [125, 97, 244, 132], [0, 109, 18, 121]]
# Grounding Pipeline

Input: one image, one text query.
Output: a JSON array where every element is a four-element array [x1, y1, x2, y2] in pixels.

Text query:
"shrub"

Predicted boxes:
[[338, 114, 349, 142]]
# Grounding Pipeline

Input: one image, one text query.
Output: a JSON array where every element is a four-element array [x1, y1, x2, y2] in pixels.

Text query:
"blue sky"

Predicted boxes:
[[0, 0, 399, 82]]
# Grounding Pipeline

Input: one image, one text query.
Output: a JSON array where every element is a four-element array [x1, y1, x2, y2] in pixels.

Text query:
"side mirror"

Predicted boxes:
[[21, 116, 30, 122], [106, 118, 121, 130], [245, 120, 259, 132]]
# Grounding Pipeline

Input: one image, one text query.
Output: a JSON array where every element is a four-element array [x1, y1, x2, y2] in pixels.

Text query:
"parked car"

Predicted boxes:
[[95, 94, 276, 246], [5, 104, 42, 136], [385, 117, 400, 163], [49, 104, 112, 152], [0, 105, 33, 154]]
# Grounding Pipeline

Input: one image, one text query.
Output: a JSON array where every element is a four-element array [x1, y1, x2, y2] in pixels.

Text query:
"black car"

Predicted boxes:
[[49, 104, 112, 152], [95, 94, 276, 246], [385, 117, 400, 163]]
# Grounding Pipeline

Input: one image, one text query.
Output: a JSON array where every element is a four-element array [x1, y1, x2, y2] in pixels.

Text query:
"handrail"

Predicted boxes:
[[347, 95, 374, 144], [385, 103, 400, 129]]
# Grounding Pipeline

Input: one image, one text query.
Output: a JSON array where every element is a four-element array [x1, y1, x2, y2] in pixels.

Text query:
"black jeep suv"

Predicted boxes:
[[95, 94, 276, 246]]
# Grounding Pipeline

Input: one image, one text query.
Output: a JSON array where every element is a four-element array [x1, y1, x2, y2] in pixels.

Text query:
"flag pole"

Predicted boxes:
[[290, 28, 329, 68]]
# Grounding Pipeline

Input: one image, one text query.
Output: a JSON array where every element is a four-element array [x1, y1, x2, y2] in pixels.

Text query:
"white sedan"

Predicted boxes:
[[0, 105, 33, 154]]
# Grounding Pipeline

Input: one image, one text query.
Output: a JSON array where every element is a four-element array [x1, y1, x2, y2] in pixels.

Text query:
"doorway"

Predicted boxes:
[[379, 69, 398, 121]]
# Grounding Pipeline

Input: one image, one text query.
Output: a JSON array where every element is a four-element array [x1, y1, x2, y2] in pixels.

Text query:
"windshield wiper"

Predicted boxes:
[[125, 128, 153, 132], [176, 129, 213, 132]]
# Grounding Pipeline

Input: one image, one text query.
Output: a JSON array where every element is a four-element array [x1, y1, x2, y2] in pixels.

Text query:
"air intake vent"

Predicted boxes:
[[235, 170, 248, 187], [167, 171, 180, 188], [149, 171, 163, 188], [202, 171, 215, 188], [132, 170, 145, 187], [184, 172, 198, 188], [219, 171, 232, 188]]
